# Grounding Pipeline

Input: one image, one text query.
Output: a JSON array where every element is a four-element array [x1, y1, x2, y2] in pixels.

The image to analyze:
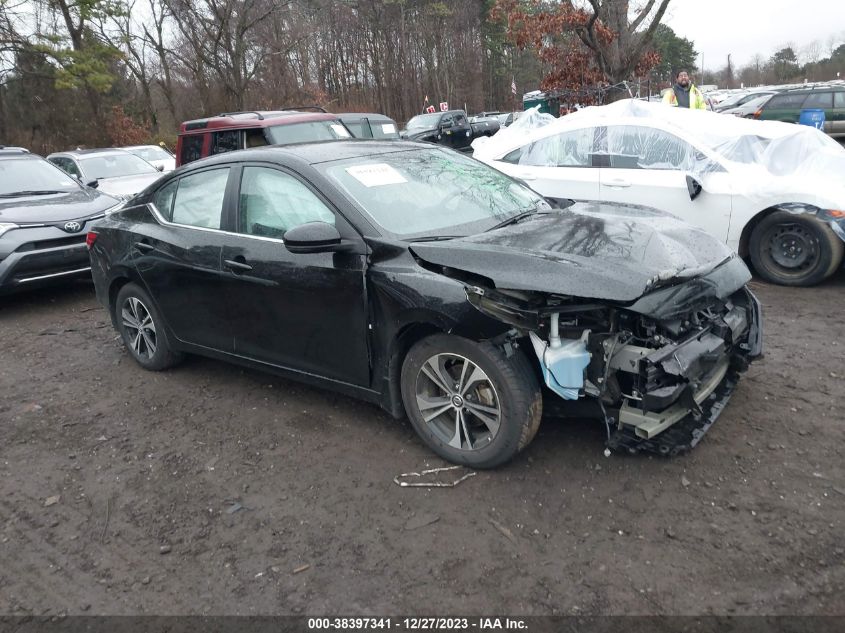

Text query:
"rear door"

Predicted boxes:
[[133, 166, 234, 351], [598, 125, 732, 241], [492, 127, 601, 202], [833, 92, 845, 136], [801, 91, 834, 133], [219, 164, 370, 386]]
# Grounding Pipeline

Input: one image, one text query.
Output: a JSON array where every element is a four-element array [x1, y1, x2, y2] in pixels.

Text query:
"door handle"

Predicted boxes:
[[224, 258, 253, 273], [605, 178, 631, 188], [134, 241, 154, 253]]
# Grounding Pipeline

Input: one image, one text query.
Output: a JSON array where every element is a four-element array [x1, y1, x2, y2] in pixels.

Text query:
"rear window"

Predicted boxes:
[[264, 121, 351, 145], [180, 135, 204, 165]]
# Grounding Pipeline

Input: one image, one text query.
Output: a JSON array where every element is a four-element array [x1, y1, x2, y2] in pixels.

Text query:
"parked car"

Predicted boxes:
[[123, 144, 176, 172], [337, 113, 399, 139], [87, 141, 761, 466], [754, 85, 845, 138], [401, 110, 474, 150], [47, 148, 165, 201], [720, 93, 774, 118], [0, 148, 119, 293], [497, 111, 523, 127], [176, 109, 352, 167], [468, 115, 501, 138], [473, 99, 845, 286], [714, 90, 778, 113]]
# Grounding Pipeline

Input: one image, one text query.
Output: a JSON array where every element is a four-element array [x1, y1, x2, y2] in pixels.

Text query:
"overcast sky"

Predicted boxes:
[[662, 0, 845, 71]]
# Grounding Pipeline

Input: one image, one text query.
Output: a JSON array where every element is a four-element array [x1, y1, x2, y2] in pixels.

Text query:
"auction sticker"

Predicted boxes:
[[346, 163, 407, 187], [381, 123, 397, 134]]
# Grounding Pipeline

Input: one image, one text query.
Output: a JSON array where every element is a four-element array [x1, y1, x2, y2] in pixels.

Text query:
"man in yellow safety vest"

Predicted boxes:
[[662, 69, 707, 110]]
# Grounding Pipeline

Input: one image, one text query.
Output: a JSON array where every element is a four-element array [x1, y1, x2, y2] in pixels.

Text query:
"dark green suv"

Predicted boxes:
[[755, 86, 845, 138]]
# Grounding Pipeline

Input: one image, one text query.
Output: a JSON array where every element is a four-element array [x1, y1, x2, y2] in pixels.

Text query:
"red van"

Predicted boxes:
[[175, 109, 352, 167]]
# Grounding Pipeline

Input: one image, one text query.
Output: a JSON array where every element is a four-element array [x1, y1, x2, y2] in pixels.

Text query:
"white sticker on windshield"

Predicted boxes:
[[346, 163, 407, 187], [59, 180, 75, 186], [381, 123, 396, 134], [331, 124, 351, 137]]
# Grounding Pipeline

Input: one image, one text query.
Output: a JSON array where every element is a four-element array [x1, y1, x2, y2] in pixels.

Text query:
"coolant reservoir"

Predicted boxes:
[[529, 332, 591, 400]]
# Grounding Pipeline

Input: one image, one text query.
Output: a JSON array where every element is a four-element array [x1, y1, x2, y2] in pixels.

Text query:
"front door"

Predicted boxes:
[[220, 164, 370, 386], [598, 125, 733, 241], [492, 126, 601, 202], [133, 166, 235, 350]]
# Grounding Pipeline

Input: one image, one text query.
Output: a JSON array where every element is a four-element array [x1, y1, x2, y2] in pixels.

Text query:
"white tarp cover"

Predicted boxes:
[[472, 99, 845, 205]]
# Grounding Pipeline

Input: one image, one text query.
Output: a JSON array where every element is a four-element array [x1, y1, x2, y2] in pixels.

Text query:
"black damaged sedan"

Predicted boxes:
[[87, 141, 762, 467]]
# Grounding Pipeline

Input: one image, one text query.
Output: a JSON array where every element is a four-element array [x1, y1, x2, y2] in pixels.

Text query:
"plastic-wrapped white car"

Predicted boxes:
[[473, 100, 845, 286]]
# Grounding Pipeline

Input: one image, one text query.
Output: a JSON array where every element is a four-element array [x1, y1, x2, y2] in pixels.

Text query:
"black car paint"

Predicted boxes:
[[401, 110, 474, 150], [89, 141, 758, 421]]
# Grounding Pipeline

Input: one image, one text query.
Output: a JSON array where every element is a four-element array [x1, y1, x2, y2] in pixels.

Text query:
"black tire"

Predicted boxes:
[[749, 211, 844, 286], [400, 334, 542, 469], [114, 282, 183, 371]]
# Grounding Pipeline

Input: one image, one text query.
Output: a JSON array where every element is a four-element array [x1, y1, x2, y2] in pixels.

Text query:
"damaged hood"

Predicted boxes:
[[410, 202, 738, 302]]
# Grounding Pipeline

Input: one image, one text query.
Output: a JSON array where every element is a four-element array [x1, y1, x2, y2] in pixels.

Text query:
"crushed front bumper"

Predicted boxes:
[[608, 289, 762, 455]]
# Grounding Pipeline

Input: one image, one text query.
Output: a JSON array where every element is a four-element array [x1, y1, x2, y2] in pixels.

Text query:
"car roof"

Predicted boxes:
[[0, 146, 32, 157], [782, 85, 845, 94], [337, 113, 395, 120], [179, 110, 339, 134], [49, 148, 135, 158], [183, 139, 431, 170]]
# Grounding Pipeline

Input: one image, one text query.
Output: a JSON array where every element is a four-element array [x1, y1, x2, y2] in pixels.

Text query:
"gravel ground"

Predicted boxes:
[[0, 271, 843, 616]]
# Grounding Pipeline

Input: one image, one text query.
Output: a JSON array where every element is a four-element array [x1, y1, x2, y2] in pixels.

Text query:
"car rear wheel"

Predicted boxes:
[[115, 282, 183, 371], [749, 211, 844, 286], [400, 334, 542, 469]]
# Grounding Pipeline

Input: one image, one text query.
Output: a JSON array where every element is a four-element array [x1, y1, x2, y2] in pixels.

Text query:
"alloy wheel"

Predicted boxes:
[[414, 353, 501, 451], [121, 296, 157, 360]]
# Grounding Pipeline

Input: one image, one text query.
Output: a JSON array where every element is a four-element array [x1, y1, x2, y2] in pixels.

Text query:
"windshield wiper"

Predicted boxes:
[[485, 208, 544, 232], [0, 190, 65, 198], [406, 235, 463, 243]]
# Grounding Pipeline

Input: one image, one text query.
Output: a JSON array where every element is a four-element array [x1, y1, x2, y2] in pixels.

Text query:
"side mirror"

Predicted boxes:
[[86, 179, 99, 189], [686, 174, 702, 201], [283, 222, 349, 254], [157, 164, 165, 172], [544, 197, 574, 209]]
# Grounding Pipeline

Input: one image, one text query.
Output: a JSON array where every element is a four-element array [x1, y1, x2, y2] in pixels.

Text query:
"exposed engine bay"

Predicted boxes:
[[463, 273, 763, 455]]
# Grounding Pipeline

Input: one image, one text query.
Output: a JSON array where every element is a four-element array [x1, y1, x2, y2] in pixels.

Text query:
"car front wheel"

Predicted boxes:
[[749, 211, 844, 286], [114, 282, 183, 371], [400, 334, 542, 469]]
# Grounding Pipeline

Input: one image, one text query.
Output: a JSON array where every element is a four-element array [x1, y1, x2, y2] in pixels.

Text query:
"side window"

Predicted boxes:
[[51, 157, 80, 179], [835, 92, 845, 108], [455, 114, 468, 127], [245, 128, 268, 148], [153, 180, 178, 221], [606, 126, 693, 171], [171, 168, 230, 229], [502, 128, 594, 167], [802, 92, 833, 109], [441, 115, 454, 127], [766, 93, 808, 109], [238, 166, 335, 239], [212, 130, 243, 155], [180, 135, 204, 165]]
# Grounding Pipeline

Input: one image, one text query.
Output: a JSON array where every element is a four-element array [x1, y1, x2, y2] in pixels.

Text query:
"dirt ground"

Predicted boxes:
[[0, 271, 843, 617]]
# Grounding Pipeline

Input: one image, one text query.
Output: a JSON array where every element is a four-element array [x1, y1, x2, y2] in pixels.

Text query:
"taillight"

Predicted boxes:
[[85, 231, 98, 249]]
